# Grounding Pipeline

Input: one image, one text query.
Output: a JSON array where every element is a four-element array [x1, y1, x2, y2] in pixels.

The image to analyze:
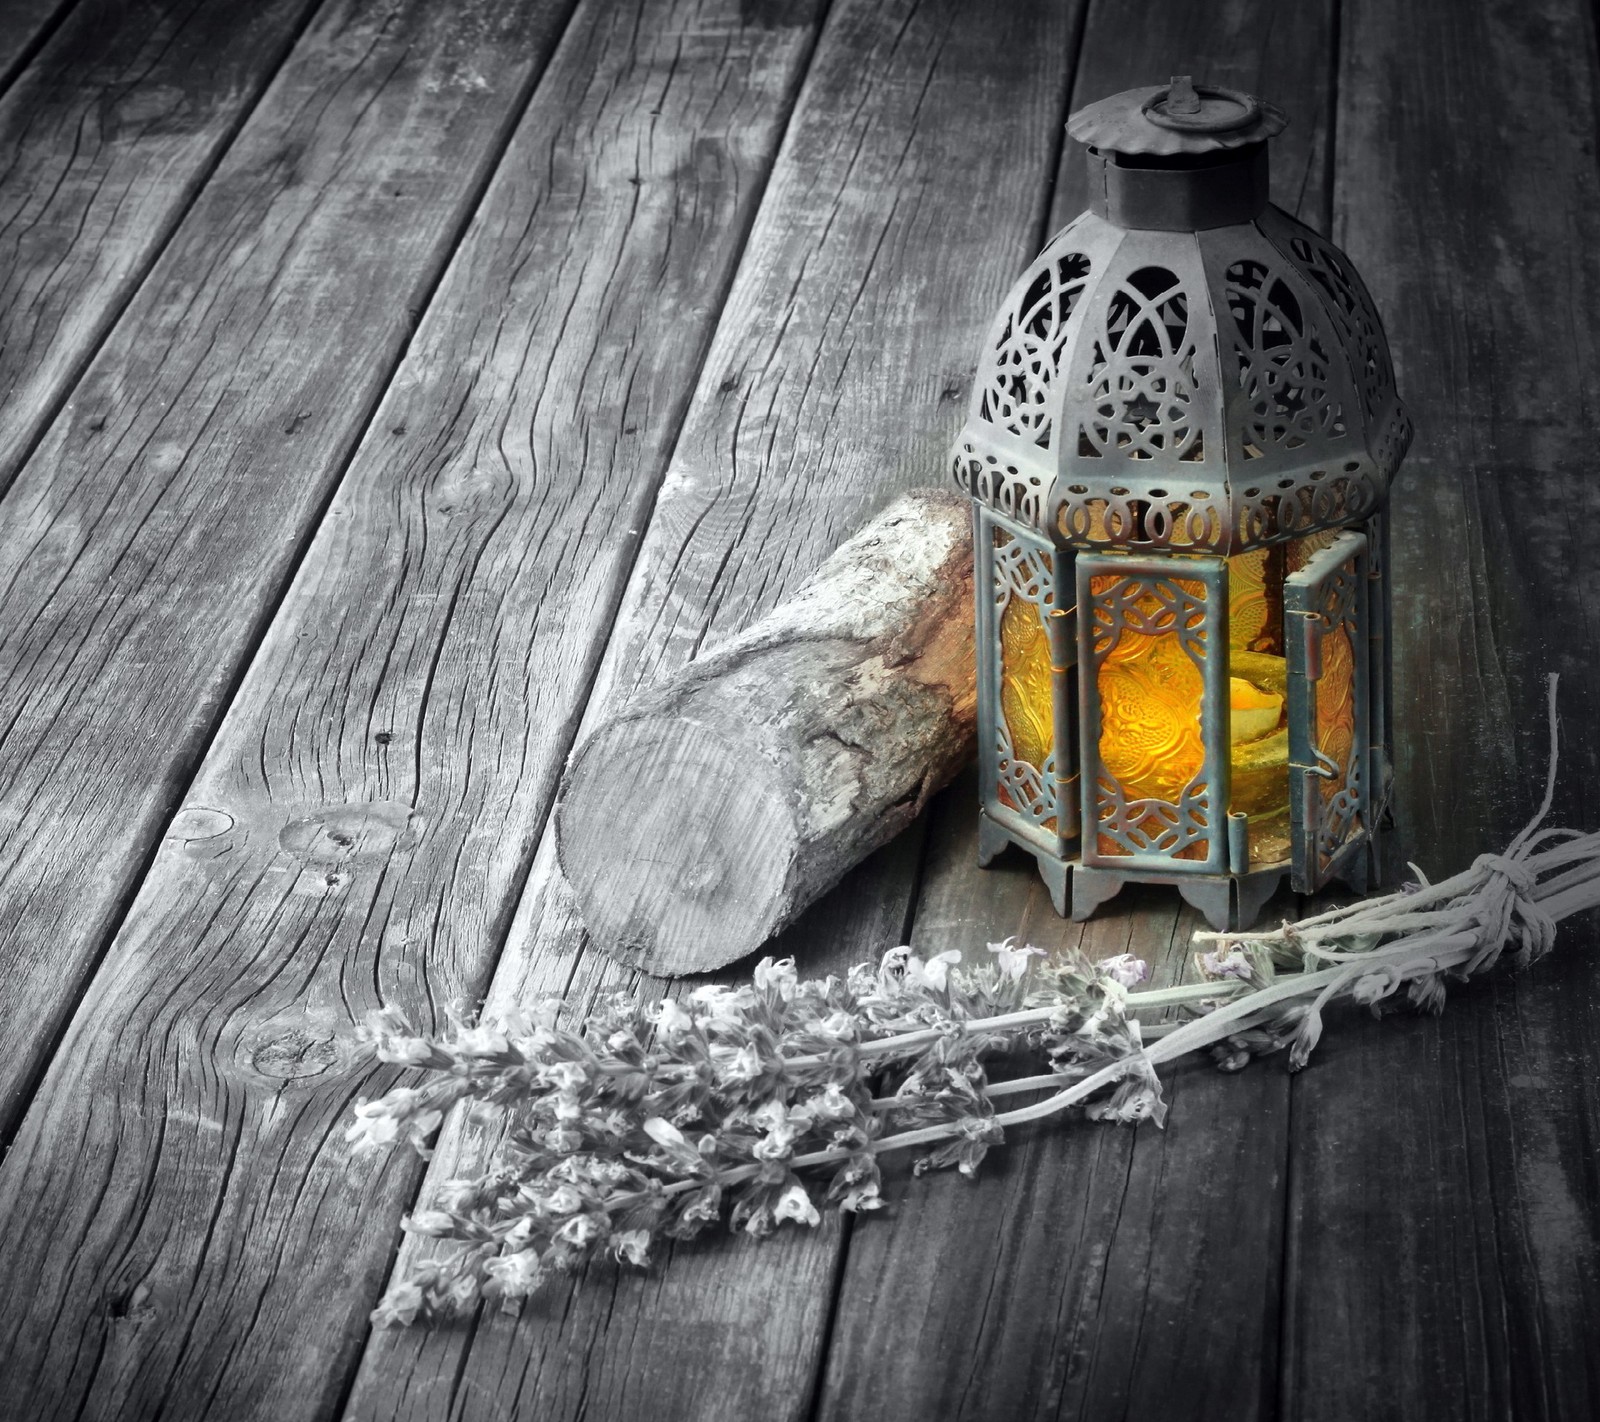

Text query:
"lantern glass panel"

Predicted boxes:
[[1286, 531, 1372, 892], [990, 520, 1060, 835], [1079, 556, 1228, 872], [1227, 547, 1290, 865]]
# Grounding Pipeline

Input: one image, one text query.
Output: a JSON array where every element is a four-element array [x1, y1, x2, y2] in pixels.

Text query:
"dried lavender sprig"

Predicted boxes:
[[354, 675, 1598, 1324]]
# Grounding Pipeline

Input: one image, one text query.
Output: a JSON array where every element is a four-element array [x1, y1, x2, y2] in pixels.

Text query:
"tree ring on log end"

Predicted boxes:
[[556, 716, 795, 976]]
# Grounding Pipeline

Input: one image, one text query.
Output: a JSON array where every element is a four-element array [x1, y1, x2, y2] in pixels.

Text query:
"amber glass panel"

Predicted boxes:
[[1286, 527, 1342, 575], [1091, 574, 1207, 859], [1001, 591, 1054, 778], [1314, 619, 1359, 869], [1227, 546, 1286, 654], [1228, 548, 1272, 651], [1226, 548, 1291, 864]]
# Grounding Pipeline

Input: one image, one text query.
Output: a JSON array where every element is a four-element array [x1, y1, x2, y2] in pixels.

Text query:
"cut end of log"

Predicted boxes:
[[557, 488, 975, 977], [556, 716, 797, 975]]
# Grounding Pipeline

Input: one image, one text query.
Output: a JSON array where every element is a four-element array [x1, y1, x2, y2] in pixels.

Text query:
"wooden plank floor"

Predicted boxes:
[[0, 1, 1595, 1418]]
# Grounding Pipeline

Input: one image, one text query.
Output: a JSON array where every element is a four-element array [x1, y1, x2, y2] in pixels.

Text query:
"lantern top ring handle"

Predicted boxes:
[[1143, 78, 1261, 134]]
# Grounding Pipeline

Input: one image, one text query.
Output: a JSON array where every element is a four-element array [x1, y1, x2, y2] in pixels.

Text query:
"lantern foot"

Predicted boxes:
[[976, 812, 1011, 868], [1175, 879, 1234, 933], [1232, 869, 1285, 931], [1174, 871, 1284, 933], [1034, 854, 1069, 917], [1070, 865, 1124, 921]]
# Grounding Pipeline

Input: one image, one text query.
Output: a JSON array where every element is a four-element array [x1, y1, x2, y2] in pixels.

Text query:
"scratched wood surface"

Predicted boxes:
[[0, 0, 575, 1139], [1278, 0, 1600, 1418], [0, 0, 323, 495], [0, 0, 1595, 1418]]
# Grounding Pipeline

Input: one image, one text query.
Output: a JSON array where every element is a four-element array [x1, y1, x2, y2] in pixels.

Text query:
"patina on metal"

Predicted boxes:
[[954, 77, 1411, 931]]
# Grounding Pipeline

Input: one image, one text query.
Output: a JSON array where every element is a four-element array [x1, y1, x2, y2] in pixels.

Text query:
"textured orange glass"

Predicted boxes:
[[1314, 620, 1359, 867], [1228, 548, 1272, 651], [999, 590, 1054, 773], [1228, 548, 1291, 864], [1286, 527, 1342, 575], [1092, 575, 1207, 858]]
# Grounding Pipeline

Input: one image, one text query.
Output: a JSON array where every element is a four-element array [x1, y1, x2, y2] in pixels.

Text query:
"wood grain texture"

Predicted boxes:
[[0, 0, 824, 1417], [0, 0, 324, 496], [350, 1, 1083, 1416], [558, 489, 975, 975], [819, 781, 1291, 1422], [348, 828, 926, 1422], [1281, 0, 1600, 1415], [812, 3, 1335, 1416], [0, 0, 577, 1143], [0, 0, 73, 95]]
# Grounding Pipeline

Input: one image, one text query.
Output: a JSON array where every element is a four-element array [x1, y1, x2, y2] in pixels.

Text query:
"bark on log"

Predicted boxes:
[[555, 488, 976, 976]]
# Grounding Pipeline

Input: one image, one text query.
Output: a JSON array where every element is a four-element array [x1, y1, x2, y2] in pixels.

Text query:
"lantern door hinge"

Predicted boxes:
[[1299, 614, 1323, 680]]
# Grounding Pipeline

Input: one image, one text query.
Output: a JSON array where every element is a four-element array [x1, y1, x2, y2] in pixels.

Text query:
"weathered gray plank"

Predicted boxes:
[[814, 4, 1336, 1416], [350, 831, 926, 1422], [0, 0, 72, 94], [1282, 0, 1600, 1415], [0, 0, 825, 1417], [0, 0, 326, 497], [819, 787, 1290, 1422], [0, 0, 578, 1143], [348, 2, 1083, 1417]]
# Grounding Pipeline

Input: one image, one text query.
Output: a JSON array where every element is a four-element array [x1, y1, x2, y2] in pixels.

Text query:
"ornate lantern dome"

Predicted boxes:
[[952, 78, 1411, 555]]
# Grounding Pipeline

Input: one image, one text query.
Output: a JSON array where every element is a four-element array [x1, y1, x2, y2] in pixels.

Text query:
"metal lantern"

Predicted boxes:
[[952, 77, 1411, 931]]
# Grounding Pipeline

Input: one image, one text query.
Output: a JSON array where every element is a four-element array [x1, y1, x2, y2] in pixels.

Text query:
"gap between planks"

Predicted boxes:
[[1280, 0, 1600, 1417], [0, 0, 582, 1149], [0, 0, 827, 1418], [0, 0, 331, 500]]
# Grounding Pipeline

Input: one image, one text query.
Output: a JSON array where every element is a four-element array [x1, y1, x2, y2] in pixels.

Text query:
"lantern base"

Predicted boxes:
[[976, 810, 1070, 916], [974, 811, 1296, 931], [1070, 863, 1287, 933]]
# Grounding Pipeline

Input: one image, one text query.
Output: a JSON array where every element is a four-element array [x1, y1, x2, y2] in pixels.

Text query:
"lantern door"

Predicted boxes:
[[1076, 555, 1230, 874], [976, 507, 1076, 857], [1285, 531, 1371, 893]]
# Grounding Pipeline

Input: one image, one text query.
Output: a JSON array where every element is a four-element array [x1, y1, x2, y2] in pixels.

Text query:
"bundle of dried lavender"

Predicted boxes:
[[350, 678, 1600, 1325]]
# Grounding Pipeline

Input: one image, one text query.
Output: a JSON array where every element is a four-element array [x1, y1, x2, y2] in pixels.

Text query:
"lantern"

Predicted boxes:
[[952, 78, 1411, 931]]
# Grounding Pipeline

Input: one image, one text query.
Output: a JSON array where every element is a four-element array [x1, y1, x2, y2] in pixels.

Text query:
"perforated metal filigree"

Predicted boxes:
[[1226, 257, 1344, 454], [991, 526, 1058, 830], [952, 208, 1409, 556], [979, 253, 1092, 448], [1079, 560, 1226, 869], [1259, 208, 1412, 481], [1078, 265, 1205, 465], [952, 427, 1050, 533]]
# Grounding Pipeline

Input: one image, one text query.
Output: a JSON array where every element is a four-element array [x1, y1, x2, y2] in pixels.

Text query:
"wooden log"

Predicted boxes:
[[555, 488, 976, 976], [350, 2, 1077, 1415]]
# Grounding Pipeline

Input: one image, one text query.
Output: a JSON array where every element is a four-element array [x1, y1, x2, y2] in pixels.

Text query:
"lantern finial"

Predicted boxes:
[[1068, 80, 1284, 155]]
